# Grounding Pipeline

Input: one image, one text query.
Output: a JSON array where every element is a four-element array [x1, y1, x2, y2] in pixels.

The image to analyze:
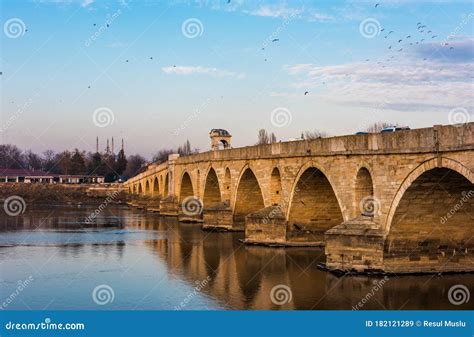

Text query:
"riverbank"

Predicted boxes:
[[0, 183, 127, 205]]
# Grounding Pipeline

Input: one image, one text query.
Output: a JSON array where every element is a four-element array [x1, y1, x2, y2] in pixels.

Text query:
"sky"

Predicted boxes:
[[1, 0, 473, 158]]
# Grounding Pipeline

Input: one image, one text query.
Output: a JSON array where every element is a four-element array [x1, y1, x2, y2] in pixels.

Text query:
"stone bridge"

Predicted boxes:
[[125, 123, 474, 274]]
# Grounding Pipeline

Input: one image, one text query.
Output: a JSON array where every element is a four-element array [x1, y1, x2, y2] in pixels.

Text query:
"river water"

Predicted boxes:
[[0, 205, 472, 310]]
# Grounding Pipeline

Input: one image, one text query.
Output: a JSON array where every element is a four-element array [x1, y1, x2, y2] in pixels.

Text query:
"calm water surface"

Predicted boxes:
[[1, 205, 472, 310]]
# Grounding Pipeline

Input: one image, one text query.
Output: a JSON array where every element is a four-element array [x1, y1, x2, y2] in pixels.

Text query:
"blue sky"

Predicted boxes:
[[1, 0, 473, 157]]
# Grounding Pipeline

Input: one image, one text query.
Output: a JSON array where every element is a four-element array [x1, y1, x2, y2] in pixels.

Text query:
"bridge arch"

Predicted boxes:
[[354, 166, 374, 217], [233, 166, 265, 223], [287, 163, 343, 241], [138, 183, 143, 195], [145, 180, 151, 195], [152, 176, 159, 197], [270, 167, 282, 206], [179, 171, 195, 202], [384, 158, 473, 270], [385, 157, 474, 233], [203, 167, 222, 206]]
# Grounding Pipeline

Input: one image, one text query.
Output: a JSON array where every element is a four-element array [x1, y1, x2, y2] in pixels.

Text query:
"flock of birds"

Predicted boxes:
[[83, 2, 459, 96], [259, 2, 458, 96], [1, 2, 456, 98]]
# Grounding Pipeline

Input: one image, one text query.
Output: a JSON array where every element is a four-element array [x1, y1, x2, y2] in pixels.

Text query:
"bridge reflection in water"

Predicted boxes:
[[2, 206, 472, 310], [129, 211, 471, 310]]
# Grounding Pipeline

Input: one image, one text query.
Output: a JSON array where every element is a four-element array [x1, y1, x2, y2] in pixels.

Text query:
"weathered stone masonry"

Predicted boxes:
[[125, 124, 474, 273]]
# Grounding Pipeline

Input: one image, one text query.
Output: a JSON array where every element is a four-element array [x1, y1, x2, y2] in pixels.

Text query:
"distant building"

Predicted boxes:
[[210, 129, 232, 151], [0, 168, 104, 184]]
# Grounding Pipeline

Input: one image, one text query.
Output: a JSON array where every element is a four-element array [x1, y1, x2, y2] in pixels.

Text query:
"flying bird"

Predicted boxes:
[[389, 31, 394, 34], [381, 28, 385, 32], [406, 35, 411, 38], [388, 45, 392, 49], [450, 46, 454, 50], [432, 35, 437, 38], [304, 91, 309, 95], [375, 3, 380, 7], [398, 48, 403, 52], [272, 38, 279, 42], [398, 39, 403, 43]]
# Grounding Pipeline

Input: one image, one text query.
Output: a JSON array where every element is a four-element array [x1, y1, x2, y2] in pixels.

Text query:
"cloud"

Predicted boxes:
[[81, 0, 94, 7], [309, 12, 334, 22], [249, 4, 302, 19], [162, 66, 245, 79], [412, 37, 474, 63], [284, 48, 473, 112]]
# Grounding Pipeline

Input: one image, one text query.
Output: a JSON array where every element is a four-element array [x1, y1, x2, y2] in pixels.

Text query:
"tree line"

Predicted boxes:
[[0, 144, 129, 182], [0, 139, 199, 182], [255, 122, 398, 145]]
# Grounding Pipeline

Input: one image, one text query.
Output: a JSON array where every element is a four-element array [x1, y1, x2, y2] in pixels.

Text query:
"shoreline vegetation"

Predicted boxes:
[[0, 183, 127, 205]]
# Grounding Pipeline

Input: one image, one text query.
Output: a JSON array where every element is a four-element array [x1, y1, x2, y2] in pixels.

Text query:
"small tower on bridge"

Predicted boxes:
[[210, 129, 232, 151]]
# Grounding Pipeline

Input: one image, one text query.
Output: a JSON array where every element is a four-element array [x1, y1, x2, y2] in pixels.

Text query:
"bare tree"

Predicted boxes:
[[303, 130, 328, 139], [256, 129, 277, 145], [365, 122, 399, 133]]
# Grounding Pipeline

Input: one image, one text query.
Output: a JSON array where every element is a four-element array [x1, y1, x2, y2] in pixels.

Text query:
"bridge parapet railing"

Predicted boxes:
[[173, 123, 473, 164]]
